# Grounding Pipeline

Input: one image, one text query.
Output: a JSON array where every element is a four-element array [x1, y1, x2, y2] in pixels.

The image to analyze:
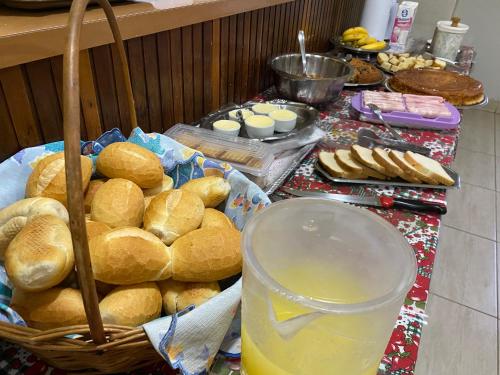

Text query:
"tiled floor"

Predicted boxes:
[[415, 104, 500, 374]]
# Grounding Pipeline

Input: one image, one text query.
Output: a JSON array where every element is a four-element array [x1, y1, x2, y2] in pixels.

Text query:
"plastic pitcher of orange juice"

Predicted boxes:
[[241, 198, 416, 375]]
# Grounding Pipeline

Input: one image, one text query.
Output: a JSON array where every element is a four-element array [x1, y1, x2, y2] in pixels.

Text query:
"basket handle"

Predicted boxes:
[[63, 0, 137, 344]]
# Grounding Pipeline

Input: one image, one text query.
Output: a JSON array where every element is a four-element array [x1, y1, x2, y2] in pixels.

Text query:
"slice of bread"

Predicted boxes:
[[372, 148, 421, 183], [403, 151, 455, 186], [351, 145, 395, 177], [389, 150, 438, 185], [334, 149, 386, 180], [318, 151, 367, 179], [335, 149, 365, 174]]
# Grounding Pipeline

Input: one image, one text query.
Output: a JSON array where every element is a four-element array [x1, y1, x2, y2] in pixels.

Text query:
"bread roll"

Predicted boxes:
[[91, 178, 145, 228], [86, 220, 111, 240], [89, 227, 172, 285], [0, 197, 68, 260], [5, 215, 74, 292], [172, 227, 242, 282], [201, 208, 235, 230], [99, 282, 162, 326], [158, 279, 220, 314], [84, 179, 106, 213], [143, 190, 204, 245], [180, 176, 231, 208], [143, 174, 174, 197], [25, 152, 93, 206], [96, 142, 163, 188], [11, 287, 86, 330]]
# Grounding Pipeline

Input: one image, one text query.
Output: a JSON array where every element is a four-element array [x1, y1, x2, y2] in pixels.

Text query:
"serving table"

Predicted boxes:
[[0, 89, 459, 374]]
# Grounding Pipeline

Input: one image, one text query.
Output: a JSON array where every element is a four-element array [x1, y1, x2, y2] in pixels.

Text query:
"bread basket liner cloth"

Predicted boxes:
[[0, 127, 271, 375]]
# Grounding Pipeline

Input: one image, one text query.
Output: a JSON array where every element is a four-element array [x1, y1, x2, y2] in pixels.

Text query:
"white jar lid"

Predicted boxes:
[[437, 20, 469, 34]]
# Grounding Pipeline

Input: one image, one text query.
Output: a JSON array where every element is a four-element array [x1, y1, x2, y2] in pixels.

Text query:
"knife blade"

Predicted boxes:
[[280, 187, 447, 215]]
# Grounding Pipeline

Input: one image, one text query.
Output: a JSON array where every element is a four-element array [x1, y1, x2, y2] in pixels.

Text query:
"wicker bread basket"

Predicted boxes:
[[0, 0, 168, 372]]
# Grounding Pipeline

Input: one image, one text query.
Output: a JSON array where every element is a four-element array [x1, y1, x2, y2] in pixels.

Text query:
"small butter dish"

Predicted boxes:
[[269, 109, 298, 132], [229, 109, 254, 121], [245, 115, 275, 138], [252, 103, 279, 115], [213, 120, 241, 136]]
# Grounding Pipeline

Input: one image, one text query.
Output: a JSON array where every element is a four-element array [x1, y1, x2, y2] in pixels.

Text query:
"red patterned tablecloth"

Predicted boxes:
[[0, 91, 460, 375]]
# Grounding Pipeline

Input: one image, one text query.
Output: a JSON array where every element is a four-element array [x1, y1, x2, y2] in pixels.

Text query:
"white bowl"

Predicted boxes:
[[269, 109, 298, 132], [229, 109, 254, 121], [213, 120, 241, 136], [245, 115, 275, 138], [251, 103, 279, 115]]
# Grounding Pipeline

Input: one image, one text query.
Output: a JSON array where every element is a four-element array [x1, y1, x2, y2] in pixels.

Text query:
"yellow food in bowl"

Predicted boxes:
[[269, 109, 297, 121], [245, 115, 274, 128], [252, 103, 279, 115]]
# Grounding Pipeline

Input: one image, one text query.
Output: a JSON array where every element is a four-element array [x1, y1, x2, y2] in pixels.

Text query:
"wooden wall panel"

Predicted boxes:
[[0, 0, 365, 160]]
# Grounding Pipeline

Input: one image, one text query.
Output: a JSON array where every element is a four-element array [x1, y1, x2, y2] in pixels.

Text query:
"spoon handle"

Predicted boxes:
[[372, 108, 405, 142], [298, 30, 307, 75]]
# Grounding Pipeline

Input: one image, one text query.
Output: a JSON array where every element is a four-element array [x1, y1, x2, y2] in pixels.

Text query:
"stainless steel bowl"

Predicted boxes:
[[271, 53, 353, 105]]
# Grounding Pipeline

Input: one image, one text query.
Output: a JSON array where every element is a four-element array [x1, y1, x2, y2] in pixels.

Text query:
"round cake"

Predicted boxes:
[[389, 69, 484, 106]]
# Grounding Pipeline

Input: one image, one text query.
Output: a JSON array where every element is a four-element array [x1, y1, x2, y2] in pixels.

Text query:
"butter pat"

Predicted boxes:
[[229, 109, 254, 120], [269, 109, 297, 132], [213, 120, 241, 136], [245, 115, 275, 138], [252, 103, 279, 115]]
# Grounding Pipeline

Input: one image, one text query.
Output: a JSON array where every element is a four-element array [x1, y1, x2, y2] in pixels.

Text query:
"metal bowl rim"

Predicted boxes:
[[270, 53, 354, 82]]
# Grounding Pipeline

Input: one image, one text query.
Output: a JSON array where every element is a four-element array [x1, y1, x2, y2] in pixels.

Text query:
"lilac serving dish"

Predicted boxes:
[[351, 93, 461, 130]]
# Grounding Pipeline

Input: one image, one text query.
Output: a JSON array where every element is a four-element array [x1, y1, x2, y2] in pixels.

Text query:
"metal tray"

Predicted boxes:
[[384, 79, 489, 110], [198, 100, 319, 142], [315, 160, 460, 190], [331, 36, 389, 55]]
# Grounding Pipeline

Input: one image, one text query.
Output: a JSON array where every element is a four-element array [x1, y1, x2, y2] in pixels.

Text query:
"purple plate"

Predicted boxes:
[[351, 93, 461, 130]]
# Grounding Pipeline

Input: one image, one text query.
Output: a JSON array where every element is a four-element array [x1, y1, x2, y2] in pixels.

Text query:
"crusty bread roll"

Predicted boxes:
[[0, 197, 68, 260], [25, 152, 93, 206], [143, 174, 174, 197], [172, 227, 242, 282], [158, 279, 220, 314], [11, 287, 86, 330], [180, 176, 231, 208], [5, 215, 74, 292], [90, 178, 145, 228], [84, 179, 106, 213], [143, 190, 204, 245], [96, 142, 163, 188], [86, 220, 111, 241], [89, 227, 172, 285], [201, 208, 235, 230], [99, 282, 162, 326]]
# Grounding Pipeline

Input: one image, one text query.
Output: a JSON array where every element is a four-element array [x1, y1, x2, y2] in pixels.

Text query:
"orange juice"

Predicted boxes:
[[241, 266, 390, 375]]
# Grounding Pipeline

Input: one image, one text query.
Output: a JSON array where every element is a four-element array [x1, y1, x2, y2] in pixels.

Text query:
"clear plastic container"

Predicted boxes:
[[165, 124, 274, 177], [241, 198, 417, 375]]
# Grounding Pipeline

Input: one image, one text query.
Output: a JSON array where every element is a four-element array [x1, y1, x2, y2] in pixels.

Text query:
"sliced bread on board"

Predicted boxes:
[[404, 151, 455, 186]]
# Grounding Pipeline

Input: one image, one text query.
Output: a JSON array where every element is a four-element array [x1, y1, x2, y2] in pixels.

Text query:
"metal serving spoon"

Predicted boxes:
[[298, 30, 309, 77]]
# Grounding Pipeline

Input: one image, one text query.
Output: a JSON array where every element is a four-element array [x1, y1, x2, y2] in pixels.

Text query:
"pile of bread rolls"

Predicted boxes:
[[1, 142, 240, 330]]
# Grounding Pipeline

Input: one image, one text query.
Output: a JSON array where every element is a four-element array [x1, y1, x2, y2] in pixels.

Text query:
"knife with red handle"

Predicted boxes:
[[280, 187, 447, 215]]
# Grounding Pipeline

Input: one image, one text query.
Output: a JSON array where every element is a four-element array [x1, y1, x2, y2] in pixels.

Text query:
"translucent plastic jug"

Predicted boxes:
[[241, 198, 416, 375]]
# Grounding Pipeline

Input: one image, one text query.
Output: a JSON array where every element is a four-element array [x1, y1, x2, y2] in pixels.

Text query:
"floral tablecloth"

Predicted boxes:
[[0, 91, 460, 374]]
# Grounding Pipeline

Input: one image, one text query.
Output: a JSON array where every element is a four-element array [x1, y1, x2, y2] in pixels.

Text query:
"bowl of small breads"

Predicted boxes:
[[377, 52, 447, 74], [0, 129, 270, 372]]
